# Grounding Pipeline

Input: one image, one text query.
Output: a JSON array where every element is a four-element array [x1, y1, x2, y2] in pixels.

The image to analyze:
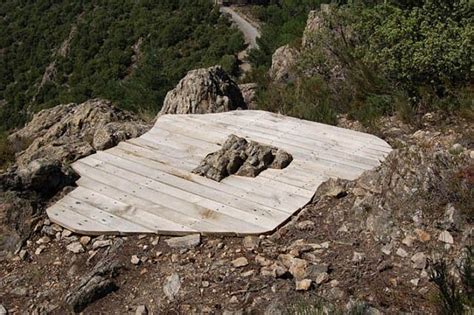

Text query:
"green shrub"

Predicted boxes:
[[255, 1, 473, 127], [219, 54, 240, 78], [257, 77, 338, 125], [354, 1, 473, 97]]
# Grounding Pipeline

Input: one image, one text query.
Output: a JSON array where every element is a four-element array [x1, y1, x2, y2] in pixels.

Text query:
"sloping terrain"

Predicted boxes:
[[0, 0, 245, 130], [0, 110, 472, 314]]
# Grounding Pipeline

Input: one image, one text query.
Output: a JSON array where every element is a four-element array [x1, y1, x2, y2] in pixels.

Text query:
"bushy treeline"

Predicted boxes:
[[0, 0, 244, 131], [250, 0, 473, 127]]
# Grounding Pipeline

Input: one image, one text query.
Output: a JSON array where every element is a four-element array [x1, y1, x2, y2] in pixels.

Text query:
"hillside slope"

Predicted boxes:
[[0, 0, 245, 130]]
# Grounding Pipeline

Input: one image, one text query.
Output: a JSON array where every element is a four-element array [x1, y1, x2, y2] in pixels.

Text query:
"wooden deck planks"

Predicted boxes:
[[47, 110, 392, 235]]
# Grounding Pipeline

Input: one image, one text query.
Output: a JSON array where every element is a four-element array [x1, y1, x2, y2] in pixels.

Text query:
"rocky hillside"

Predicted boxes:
[[0, 2, 473, 315], [1, 99, 472, 313]]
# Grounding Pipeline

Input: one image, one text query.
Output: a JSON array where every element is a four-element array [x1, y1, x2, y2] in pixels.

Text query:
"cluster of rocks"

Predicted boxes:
[[193, 134, 293, 181], [0, 99, 151, 259], [268, 5, 349, 87], [8, 99, 149, 168]]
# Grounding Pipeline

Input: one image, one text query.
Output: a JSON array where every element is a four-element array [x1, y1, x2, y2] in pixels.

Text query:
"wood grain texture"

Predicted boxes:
[[46, 110, 392, 235]]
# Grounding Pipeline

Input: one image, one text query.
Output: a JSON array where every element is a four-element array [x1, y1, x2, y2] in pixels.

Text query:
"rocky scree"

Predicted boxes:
[[0, 112, 472, 314], [192, 134, 293, 182]]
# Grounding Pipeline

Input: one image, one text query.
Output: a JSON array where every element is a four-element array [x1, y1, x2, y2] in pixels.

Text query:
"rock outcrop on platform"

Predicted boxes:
[[192, 134, 293, 182]]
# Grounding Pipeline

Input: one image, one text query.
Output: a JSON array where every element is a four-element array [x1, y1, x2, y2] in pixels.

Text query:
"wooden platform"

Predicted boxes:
[[46, 110, 392, 235]]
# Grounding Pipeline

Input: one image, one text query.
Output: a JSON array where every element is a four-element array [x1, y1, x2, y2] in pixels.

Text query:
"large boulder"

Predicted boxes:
[[159, 66, 246, 115], [8, 99, 149, 168], [269, 45, 300, 83]]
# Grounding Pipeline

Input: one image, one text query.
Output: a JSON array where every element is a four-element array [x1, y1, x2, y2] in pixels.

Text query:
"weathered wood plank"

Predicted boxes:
[[69, 187, 197, 233], [75, 178, 237, 234], [201, 110, 391, 149], [48, 110, 392, 235], [47, 203, 114, 235], [163, 115, 385, 168], [90, 150, 292, 219], [73, 160, 274, 233], [57, 195, 154, 233], [111, 143, 315, 196]]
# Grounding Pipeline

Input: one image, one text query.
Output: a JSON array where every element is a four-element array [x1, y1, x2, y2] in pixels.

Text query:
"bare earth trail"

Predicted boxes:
[[220, 6, 261, 73]]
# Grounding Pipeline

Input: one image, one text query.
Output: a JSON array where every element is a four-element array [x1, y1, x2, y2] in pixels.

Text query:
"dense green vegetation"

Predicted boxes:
[[247, 0, 331, 69], [0, 0, 244, 131], [249, 0, 473, 127]]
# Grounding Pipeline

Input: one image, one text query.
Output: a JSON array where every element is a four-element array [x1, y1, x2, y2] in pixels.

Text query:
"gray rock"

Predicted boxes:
[[64, 240, 123, 312], [19, 249, 28, 261], [269, 45, 300, 83], [93, 121, 148, 151], [61, 229, 72, 238], [238, 83, 258, 109], [295, 279, 312, 291], [302, 10, 326, 48], [411, 252, 427, 270], [66, 242, 84, 254], [396, 248, 408, 258], [316, 178, 347, 198], [92, 240, 113, 250], [307, 263, 329, 276], [449, 143, 464, 155], [135, 305, 148, 315], [163, 273, 181, 300], [80, 236, 91, 246], [0, 304, 7, 315], [193, 135, 292, 181], [165, 234, 201, 249], [231, 257, 249, 268], [352, 252, 365, 262], [159, 66, 246, 115], [289, 258, 308, 280], [441, 204, 462, 231], [315, 272, 330, 284], [242, 236, 260, 250], [438, 230, 454, 244], [13, 158, 78, 196], [36, 236, 51, 244], [130, 255, 140, 265]]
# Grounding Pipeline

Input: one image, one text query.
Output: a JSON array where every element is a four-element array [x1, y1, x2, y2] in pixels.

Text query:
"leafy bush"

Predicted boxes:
[[256, 76, 338, 125], [251, 0, 472, 127], [354, 0, 473, 97], [220, 54, 240, 77]]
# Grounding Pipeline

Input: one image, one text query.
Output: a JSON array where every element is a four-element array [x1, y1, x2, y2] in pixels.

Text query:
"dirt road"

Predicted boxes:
[[220, 6, 260, 49]]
